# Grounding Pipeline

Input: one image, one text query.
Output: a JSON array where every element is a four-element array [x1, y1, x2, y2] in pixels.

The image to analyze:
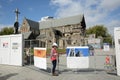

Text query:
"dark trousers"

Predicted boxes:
[[52, 60, 57, 73], [26, 56, 30, 65]]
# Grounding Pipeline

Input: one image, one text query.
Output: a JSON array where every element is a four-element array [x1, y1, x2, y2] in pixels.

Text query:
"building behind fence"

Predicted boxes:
[[20, 14, 86, 49]]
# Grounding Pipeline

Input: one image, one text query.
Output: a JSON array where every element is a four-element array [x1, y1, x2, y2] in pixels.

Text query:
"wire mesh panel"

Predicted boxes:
[[23, 43, 116, 75], [23, 39, 45, 65]]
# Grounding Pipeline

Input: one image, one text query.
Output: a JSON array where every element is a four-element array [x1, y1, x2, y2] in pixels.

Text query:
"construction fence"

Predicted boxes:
[[23, 40, 116, 73]]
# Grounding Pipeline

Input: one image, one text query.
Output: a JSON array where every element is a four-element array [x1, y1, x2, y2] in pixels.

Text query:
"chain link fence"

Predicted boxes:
[[23, 39, 45, 65], [23, 39, 116, 74]]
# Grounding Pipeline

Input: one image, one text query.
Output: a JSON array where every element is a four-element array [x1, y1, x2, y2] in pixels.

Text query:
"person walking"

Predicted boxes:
[[50, 43, 58, 76], [105, 55, 111, 72], [26, 48, 30, 65]]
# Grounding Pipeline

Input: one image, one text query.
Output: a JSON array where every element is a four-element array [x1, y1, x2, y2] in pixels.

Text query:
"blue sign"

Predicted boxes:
[[66, 46, 89, 57]]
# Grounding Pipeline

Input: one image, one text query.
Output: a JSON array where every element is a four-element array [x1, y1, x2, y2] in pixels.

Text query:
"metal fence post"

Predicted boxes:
[[30, 40, 32, 65]]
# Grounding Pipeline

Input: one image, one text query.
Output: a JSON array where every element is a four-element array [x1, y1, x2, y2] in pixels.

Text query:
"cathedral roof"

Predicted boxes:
[[39, 14, 85, 29], [25, 18, 39, 30], [22, 31, 32, 39]]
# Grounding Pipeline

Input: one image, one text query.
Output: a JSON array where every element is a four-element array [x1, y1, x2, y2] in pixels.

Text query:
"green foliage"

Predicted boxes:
[[103, 34, 112, 44], [47, 48, 66, 54], [0, 27, 14, 35], [57, 48, 66, 54], [86, 25, 112, 44], [86, 25, 108, 37]]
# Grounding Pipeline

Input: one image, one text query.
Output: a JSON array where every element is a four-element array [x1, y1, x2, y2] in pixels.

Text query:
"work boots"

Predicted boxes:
[[52, 72, 58, 76]]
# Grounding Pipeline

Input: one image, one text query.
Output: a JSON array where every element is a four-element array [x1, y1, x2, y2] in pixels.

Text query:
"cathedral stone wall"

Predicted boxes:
[[20, 15, 86, 49], [39, 23, 84, 49]]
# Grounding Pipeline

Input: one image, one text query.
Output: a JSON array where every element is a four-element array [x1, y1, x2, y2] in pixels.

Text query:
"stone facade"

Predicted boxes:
[[38, 14, 86, 48], [20, 14, 86, 49], [20, 17, 39, 39]]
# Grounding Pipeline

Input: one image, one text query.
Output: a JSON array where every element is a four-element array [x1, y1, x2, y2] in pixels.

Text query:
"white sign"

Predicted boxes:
[[114, 27, 120, 76], [67, 57, 89, 68], [0, 34, 23, 66], [34, 47, 47, 70], [10, 35, 23, 66], [66, 46, 89, 68], [88, 38, 101, 44], [103, 43, 110, 51]]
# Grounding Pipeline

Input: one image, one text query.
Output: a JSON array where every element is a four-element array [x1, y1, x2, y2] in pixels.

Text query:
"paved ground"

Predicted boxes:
[[0, 49, 120, 80], [0, 64, 120, 80]]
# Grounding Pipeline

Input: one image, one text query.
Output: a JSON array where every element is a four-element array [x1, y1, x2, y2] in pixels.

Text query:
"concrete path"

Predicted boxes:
[[0, 65, 120, 80], [0, 49, 120, 80]]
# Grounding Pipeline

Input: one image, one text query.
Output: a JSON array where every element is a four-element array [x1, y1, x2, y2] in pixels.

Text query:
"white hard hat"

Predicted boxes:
[[52, 43, 58, 47]]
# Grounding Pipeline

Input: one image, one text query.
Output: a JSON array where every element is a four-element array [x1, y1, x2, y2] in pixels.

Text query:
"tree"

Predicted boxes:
[[86, 25, 112, 44], [0, 27, 14, 35]]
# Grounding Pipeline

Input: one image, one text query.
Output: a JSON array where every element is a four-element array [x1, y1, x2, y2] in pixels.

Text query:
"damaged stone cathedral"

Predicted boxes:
[[20, 14, 86, 49]]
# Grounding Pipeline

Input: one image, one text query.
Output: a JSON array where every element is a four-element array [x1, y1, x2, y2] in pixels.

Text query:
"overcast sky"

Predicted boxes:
[[0, 0, 120, 35]]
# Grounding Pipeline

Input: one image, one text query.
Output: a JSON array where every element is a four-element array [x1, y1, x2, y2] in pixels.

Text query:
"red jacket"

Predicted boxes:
[[50, 48, 58, 61], [106, 56, 110, 64]]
